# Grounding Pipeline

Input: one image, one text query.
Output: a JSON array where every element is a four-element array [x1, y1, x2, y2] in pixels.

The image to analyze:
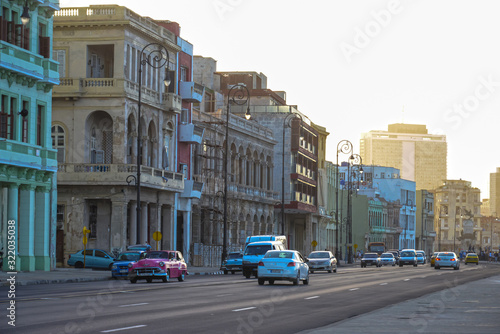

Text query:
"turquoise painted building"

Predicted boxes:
[[0, 0, 60, 271]]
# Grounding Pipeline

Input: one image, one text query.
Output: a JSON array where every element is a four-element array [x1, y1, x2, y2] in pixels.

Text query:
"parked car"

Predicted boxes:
[[434, 252, 460, 270], [360, 253, 381, 267], [465, 253, 479, 265], [399, 249, 418, 267], [387, 249, 400, 265], [307, 251, 337, 273], [221, 252, 243, 274], [242, 241, 286, 278], [127, 244, 152, 252], [67, 249, 115, 269], [111, 251, 144, 279], [379, 252, 396, 266], [416, 250, 426, 265], [128, 250, 187, 283], [430, 252, 439, 267], [257, 250, 309, 285]]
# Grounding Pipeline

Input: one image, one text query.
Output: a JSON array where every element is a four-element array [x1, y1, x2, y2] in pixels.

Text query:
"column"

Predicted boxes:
[[3, 185, 19, 271], [19, 184, 35, 271], [161, 205, 172, 250], [129, 201, 137, 245], [34, 187, 50, 270], [305, 214, 313, 255], [183, 209, 191, 264], [140, 202, 148, 244], [111, 200, 128, 252]]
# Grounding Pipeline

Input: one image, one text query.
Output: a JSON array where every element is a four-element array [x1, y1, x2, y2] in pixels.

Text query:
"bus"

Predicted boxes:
[[368, 242, 386, 255]]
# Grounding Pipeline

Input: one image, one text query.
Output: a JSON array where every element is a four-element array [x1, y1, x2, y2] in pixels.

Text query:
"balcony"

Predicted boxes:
[[181, 180, 204, 199], [179, 81, 204, 103], [57, 163, 184, 191], [179, 123, 204, 144], [0, 139, 57, 171]]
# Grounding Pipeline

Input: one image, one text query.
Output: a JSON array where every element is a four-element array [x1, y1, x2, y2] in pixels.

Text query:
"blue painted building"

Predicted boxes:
[[0, 0, 60, 271]]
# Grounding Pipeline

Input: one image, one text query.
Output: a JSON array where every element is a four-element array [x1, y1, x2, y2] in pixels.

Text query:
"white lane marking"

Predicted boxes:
[[101, 325, 147, 333], [217, 294, 233, 297], [404, 279, 410, 281], [41, 298, 59, 300], [349, 288, 359, 291], [379, 283, 388, 285], [233, 307, 257, 312], [118, 303, 149, 308], [305, 296, 319, 300]]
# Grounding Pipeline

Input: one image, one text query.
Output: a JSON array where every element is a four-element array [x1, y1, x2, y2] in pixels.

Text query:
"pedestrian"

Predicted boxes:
[[495, 252, 498, 263]]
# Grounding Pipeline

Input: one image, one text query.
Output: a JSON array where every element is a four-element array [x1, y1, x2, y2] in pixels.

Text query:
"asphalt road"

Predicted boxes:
[[0, 263, 499, 334]]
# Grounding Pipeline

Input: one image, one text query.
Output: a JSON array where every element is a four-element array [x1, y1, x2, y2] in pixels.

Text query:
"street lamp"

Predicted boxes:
[[335, 140, 353, 261], [281, 112, 302, 235], [135, 43, 170, 243], [222, 84, 250, 267], [347, 153, 362, 264]]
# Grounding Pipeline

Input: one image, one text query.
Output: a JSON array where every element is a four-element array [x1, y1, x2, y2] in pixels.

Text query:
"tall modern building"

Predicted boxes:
[[360, 123, 447, 190], [490, 167, 500, 217]]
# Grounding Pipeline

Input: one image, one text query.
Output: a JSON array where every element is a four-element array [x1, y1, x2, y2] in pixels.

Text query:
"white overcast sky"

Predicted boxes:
[[60, 0, 500, 197]]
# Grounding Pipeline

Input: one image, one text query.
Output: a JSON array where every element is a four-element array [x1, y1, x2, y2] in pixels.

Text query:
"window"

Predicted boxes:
[[0, 9, 29, 50], [38, 22, 49, 57], [52, 125, 65, 163], [180, 66, 188, 81], [0, 95, 14, 139], [21, 100, 28, 143], [53, 49, 66, 78], [36, 104, 43, 146]]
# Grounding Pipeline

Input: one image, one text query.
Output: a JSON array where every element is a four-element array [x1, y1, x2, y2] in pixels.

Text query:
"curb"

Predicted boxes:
[[1, 276, 112, 287], [188, 271, 225, 276]]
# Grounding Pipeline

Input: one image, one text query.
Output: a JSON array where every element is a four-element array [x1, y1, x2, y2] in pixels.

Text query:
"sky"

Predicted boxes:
[[59, 0, 500, 196]]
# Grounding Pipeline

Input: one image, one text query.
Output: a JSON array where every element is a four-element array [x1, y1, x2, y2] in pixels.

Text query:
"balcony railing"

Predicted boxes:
[[181, 180, 204, 199], [179, 123, 204, 144], [57, 163, 184, 191], [179, 81, 204, 103]]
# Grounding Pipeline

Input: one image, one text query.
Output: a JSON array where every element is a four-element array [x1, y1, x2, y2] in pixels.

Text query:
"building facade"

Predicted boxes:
[[53, 5, 188, 264], [434, 180, 482, 253], [360, 123, 447, 190], [490, 167, 500, 217], [416, 189, 435, 255], [0, 0, 60, 271]]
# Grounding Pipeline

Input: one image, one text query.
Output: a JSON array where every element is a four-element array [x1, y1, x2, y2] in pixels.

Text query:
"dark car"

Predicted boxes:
[[360, 253, 381, 268], [221, 252, 243, 274], [111, 251, 144, 279]]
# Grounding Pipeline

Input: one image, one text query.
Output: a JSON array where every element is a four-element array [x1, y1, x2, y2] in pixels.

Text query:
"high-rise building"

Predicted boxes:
[[360, 123, 447, 190], [490, 167, 500, 217]]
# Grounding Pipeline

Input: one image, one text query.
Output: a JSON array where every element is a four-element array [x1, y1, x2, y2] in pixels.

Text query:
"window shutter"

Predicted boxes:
[[39, 36, 50, 58], [23, 26, 29, 51]]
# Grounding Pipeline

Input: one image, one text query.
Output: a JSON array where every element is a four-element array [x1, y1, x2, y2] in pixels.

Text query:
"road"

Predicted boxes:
[[0, 263, 499, 334]]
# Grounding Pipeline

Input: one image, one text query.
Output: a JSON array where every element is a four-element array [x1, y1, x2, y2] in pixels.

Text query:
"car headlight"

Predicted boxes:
[[128, 263, 133, 268], [159, 261, 165, 267], [112, 265, 117, 270]]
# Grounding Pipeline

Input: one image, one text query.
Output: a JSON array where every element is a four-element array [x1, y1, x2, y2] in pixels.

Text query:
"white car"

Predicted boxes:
[[257, 250, 309, 285], [379, 252, 396, 266]]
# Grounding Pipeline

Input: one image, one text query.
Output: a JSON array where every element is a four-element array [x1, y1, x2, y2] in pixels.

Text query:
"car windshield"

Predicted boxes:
[[416, 253, 424, 257], [228, 253, 242, 259], [437, 253, 454, 258], [144, 251, 171, 259], [400, 251, 415, 257], [364, 253, 378, 258], [244, 245, 272, 256], [264, 251, 293, 259], [381, 254, 393, 258], [308, 252, 330, 258], [116, 252, 141, 261], [467, 253, 477, 256]]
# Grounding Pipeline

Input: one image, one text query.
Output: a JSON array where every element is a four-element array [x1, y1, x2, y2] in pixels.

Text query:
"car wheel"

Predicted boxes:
[[108, 263, 113, 270], [303, 272, 309, 285], [244, 271, 251, 279], [178, 270, 185, 282], [164, 270, 170, 283], [392, 263, 395, 266], [310, 270, 315, 274], [258, 278, 265, 285], [269, 279, 275, 285], [231, 271, 235, 274], [293, 272, 300, 285], [414, 263, 418, 267], [130, 277, 137, 284], [328, 266, 332, 273], [399, 264, 403, 267], [224, 270, 228, 275], [75, 261, 84, 268], [146, 278, 152, 283], [435, 266, 440, 269], [465, 262, 468, 265], [476, 262, 478, 265], [333, 266, 337, 273]]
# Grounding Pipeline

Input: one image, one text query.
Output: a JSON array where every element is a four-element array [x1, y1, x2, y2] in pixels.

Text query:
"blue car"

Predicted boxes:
[[221, 252, 243, 274], [111, 251, 144, 278], [67, 249, 115, 269]]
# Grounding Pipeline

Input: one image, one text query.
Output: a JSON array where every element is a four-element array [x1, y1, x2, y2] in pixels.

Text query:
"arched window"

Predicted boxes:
[[51, 125, 65, 163]]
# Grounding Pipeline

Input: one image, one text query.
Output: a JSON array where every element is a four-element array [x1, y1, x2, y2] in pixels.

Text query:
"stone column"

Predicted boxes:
[[129, 201, 137, 245], [161, 205, 172, 250], [19, 184, 36, 271], [140, 202, 148, 244], [3, 184, 19, 271], [34, 187, 50, 270], [305, 214, 313, 255], [111, 200, 128, 252]]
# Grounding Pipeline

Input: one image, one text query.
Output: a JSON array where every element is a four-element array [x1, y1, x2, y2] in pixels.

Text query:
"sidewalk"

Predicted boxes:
[[0, 266, 224, 286]]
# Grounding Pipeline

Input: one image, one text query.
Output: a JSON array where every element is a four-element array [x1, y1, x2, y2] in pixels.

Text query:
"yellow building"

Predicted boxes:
[[434, 180, 482, 252], [490, 167, 500, 217], [360, 123, 447, 190]]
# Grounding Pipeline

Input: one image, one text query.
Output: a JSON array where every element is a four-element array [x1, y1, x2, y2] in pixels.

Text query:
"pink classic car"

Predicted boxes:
[[128, 250, 187, 283]]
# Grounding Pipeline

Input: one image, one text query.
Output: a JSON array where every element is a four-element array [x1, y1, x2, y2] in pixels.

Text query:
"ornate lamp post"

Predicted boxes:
[[281, 112, 302, 235], [335, 140, 353, 261], [134, 43, 170, 243], [222, 85, 250, 267], [347, 153, 362, 264]]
